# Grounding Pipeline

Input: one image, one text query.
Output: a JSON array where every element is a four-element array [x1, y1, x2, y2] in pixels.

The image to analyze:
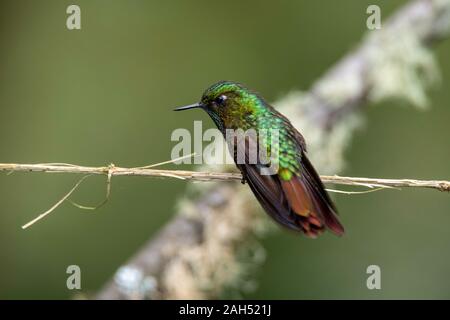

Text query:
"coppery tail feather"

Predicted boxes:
[[239, 154, 344, 238], [299, 155, 344, 236]]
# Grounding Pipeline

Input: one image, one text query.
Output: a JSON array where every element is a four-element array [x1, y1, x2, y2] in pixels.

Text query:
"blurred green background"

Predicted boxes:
[[0, 0, 449, 299]]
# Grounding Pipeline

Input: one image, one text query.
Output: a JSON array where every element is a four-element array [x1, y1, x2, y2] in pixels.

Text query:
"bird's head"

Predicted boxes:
[[174, 81, 264, 131]]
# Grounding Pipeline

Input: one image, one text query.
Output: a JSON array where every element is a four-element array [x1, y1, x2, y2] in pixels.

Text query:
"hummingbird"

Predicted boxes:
[[174, 81, 344, 238]]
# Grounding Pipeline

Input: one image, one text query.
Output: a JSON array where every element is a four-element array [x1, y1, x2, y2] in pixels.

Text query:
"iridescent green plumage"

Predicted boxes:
[[175, 81, 344, 238], [201, 82, 303, 176]]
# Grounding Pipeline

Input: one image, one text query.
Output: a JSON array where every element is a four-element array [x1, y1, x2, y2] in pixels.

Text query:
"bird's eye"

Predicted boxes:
[[215, 94, 227, 106]]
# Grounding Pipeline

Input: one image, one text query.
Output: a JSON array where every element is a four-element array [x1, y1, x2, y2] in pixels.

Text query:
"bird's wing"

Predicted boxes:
[[287, 153, 345, 236], [282, 126, 344, 236], [235, 128, 344, 238]]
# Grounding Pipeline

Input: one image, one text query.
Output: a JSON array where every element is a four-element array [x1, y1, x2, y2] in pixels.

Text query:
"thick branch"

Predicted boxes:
[[92, 0, 450, 300]]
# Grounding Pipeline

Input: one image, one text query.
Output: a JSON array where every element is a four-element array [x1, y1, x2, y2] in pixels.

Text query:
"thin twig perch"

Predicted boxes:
[[1, 163, 449, 192], [2, 161, 447, 230]]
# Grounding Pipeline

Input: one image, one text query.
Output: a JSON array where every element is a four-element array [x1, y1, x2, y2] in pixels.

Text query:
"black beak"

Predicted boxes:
[[173, 103, 202, 111]]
